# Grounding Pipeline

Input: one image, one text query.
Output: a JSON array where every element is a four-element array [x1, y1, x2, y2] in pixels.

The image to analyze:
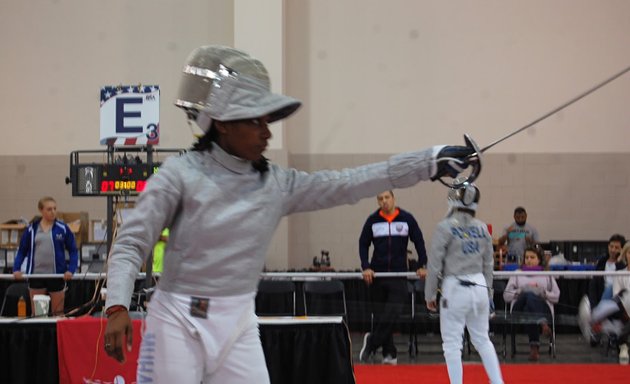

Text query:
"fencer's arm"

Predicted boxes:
[[425, 223, 449, 304], [276, 148, 435, 215], [105, 158, 183, 310], [277, 145, 474, 215], [482, 233, 494, 298]]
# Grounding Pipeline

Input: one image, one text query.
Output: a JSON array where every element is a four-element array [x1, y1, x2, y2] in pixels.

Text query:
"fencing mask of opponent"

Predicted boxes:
[[447, 180, 480, 213]]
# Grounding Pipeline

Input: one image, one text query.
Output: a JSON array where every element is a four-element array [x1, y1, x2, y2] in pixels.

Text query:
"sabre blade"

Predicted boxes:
[[438, 64, 630, 188], [477, 64, 630, 155]]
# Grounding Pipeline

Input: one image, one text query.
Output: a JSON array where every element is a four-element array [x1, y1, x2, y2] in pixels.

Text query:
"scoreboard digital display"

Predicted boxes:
[[72, 163, 160, 196]]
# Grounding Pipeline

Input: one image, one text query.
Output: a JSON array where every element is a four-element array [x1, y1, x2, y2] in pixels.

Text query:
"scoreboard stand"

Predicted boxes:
[[66, 145, 183, 283]]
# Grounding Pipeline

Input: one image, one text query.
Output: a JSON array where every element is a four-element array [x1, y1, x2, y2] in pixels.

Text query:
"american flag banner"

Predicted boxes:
[[99, 85, 160, 146]]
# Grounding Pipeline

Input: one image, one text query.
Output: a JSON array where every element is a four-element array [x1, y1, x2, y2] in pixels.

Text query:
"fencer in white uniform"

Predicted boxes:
[[425, 182, 504, 384], [102, 45, 479, 383]]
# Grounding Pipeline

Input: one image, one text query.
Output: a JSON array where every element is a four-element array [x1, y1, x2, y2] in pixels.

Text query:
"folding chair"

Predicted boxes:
[[508, 300, 556, 358], [0, 282, 31, 317], [302, 280, 347, 317], [255, 280, 297, 316], [491, 279, 509, 359], [406, 279, 492, 359], [407, 278, 443, 353], [407, 279, 422, 357]]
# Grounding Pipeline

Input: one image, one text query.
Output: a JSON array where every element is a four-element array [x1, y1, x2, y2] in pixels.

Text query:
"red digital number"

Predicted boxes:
[[100, 180, 116, 192]]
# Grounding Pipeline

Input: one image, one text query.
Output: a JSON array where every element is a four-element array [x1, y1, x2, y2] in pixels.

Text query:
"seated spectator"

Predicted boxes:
[[588, 234, 626, 307], [503, 246, 560, 361], [580, 242, 630, 364]]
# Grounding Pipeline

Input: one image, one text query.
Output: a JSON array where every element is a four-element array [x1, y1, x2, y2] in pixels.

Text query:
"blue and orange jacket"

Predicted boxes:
[[359, 207, 427, 272]]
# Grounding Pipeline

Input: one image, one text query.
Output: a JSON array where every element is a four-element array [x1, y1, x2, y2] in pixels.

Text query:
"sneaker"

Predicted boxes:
[[619, 344, 629, 365], [359, 333, 372, 362], [382, 355, 398, 365]]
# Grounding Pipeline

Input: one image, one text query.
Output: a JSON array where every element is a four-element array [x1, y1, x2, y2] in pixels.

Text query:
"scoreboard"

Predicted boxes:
[[71, 163, 160, 196], [67, 148, 183, 197]]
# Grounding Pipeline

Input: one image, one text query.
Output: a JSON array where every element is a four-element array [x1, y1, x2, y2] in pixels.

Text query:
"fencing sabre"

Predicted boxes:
[[435, 64, 630, 188]]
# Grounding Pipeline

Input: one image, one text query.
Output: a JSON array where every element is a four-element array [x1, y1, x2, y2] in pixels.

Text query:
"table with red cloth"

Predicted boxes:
[[0, 315, 354, 384]]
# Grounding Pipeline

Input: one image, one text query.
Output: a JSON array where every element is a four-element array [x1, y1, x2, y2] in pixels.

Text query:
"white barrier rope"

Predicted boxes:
[[2, 270, 630, 281]]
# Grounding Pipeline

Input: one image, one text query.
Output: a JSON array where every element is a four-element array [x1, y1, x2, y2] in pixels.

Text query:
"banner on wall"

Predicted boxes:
[[100, 85, 160, 146], [57, 317, 143, 384]]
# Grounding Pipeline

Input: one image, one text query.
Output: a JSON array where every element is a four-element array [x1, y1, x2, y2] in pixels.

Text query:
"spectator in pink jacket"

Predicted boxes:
[[503, 246, 560, 361]]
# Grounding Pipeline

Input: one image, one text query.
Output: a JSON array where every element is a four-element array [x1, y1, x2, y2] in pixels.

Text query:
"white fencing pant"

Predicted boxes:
[[592, 299, 625, 336], [440, 274, 504, 384], [136, 289, 270, 384]]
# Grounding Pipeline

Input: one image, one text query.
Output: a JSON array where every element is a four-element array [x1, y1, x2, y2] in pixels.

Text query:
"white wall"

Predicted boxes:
[[1, 1, 630, 271], [285, 0, 630, 154], [0, 0, 234, 156], [283, 0, 630, 269], [3, 1, 628, 156]]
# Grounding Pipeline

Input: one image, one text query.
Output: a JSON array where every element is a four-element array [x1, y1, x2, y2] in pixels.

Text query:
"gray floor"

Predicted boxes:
[[351, 330, 625, 365]]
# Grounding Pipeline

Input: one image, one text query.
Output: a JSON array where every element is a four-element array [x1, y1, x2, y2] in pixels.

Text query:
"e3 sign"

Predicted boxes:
[[100, 85, 160, 146]]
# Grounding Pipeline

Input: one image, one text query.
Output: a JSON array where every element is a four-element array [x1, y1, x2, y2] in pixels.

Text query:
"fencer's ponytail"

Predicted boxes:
[[192, 122, 219, 152]]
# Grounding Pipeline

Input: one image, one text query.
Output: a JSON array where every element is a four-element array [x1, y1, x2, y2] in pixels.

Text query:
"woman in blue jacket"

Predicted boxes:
[[13, 196, 79, 316]]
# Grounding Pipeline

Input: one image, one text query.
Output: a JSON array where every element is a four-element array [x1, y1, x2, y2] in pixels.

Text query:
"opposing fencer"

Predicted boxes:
[[425, 182, 504, 384]]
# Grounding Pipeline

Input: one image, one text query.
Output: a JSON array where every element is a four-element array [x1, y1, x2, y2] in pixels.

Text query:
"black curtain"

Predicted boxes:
[[260, 322, 355, 384], [0, 322, 58, 384]]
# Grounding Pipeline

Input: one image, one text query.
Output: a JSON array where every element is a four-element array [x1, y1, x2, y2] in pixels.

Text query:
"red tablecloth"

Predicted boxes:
[[56, 317, 142, 384]]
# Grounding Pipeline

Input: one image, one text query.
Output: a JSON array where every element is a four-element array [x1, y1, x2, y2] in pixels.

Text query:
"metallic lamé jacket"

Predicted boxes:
[[106, 143, 439, 309]]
